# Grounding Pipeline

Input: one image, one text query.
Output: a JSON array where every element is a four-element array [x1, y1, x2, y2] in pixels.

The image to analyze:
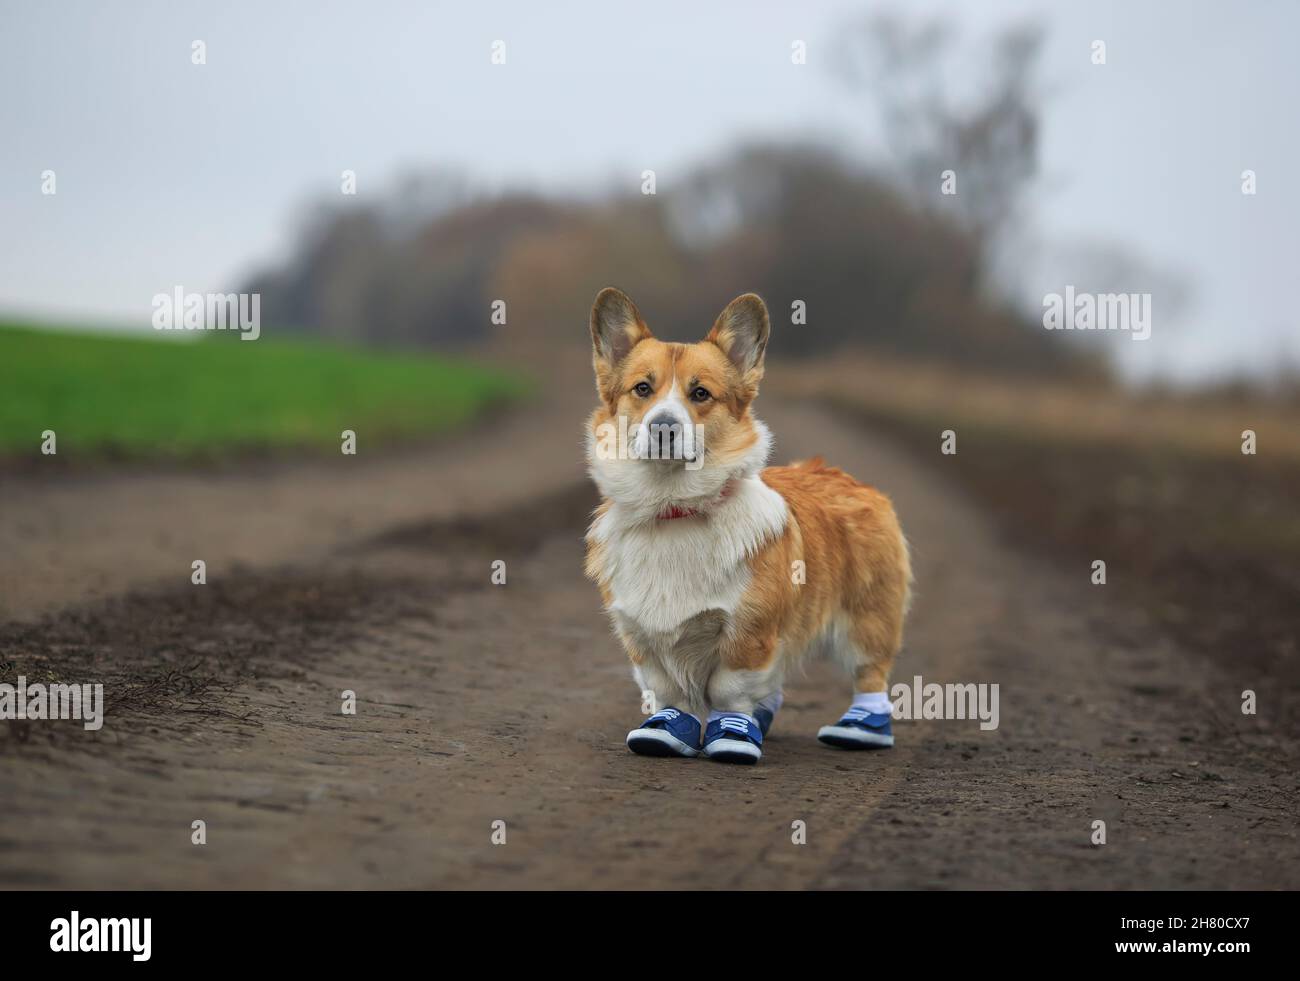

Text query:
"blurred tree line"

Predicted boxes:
[[245, 16, 1108, 380]]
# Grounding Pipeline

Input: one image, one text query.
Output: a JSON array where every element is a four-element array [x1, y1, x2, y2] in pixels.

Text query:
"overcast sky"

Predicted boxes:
[[2, 0, 1296, 382]]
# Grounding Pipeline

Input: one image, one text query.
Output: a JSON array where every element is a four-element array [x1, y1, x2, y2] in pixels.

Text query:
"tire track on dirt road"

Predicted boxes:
[[2, 390, 1296, 888]]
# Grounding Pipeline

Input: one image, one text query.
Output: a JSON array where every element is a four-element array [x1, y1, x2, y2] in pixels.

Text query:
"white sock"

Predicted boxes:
[[756, 691, 784, 715], [851, 691, 893, 716]]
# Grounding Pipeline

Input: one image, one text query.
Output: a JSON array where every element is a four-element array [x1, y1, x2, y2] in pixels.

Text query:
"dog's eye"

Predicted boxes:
[[690, 386, 711, 403], [633, 381, 653, 398]]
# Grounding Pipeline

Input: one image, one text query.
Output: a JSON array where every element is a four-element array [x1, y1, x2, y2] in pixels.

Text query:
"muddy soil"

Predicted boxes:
[[2, 379, 1296, 888]]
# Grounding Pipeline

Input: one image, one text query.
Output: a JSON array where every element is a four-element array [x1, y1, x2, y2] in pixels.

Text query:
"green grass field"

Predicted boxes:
[[0, 323, 530, 459]]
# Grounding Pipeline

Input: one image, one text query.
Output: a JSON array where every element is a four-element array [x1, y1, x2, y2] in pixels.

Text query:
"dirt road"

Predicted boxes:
[[2, 376, 1297, 889]]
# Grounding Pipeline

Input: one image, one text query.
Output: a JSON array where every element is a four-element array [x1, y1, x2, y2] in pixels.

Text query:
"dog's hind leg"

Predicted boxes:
[[845, 611, 904, 695], [817, 601, 906, 750]]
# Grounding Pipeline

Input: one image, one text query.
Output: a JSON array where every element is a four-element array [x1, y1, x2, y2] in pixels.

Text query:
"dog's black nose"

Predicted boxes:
[[645, 413, 680, 460]]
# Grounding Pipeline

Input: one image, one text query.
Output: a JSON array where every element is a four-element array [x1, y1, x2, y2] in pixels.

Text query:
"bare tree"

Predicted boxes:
[[834, 14, 1044, 259]]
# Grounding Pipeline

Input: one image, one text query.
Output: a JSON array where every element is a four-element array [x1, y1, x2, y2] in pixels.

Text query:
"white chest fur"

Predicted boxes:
[[591, 475, 788, 636]]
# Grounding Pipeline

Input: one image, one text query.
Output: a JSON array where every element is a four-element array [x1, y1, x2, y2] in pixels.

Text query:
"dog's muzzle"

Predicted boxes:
[[639, 413, 701, 464]]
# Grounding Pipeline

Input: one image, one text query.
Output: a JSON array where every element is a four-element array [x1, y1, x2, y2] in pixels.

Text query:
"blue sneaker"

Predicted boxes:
[[626, 707, 701, 757], [703, 713, 763, 765], [817, 706, 894, 749]]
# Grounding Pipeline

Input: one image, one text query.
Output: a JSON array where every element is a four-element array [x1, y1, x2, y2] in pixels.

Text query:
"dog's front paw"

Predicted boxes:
[[702, 713, 763, 765], [626, 707, 701, 758]]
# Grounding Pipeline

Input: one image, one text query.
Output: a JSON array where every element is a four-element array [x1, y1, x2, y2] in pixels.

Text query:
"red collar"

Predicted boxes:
[[657, 503, 700, 520], [656, 480, 737, 521]]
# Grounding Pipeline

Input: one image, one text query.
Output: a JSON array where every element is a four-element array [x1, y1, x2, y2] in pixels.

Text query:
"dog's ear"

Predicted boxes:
[[590, 287, 652, 397], [707, 293, 770, 392]]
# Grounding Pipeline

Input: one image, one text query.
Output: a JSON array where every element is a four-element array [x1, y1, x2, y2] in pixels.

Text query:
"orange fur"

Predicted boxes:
[[738, 462, 910, 689]]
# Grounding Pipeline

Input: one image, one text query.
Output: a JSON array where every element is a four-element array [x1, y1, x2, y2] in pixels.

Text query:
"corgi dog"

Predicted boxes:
[[584, 288, 912, 764]]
